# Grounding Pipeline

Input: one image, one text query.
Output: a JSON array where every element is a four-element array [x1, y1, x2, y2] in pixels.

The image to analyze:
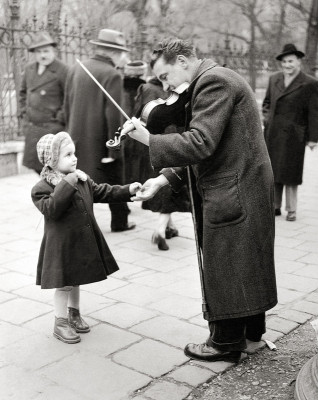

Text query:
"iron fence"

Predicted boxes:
[[0, 10, 277, 143]]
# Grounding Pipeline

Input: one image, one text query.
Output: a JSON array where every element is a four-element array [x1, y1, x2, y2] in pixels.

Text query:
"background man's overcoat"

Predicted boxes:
[[262, 71, 318, 185], [20, 59, 68, 172], [150, 60, 277, 321], [32, 177, 131, 288], [64, 55, 124, 185]]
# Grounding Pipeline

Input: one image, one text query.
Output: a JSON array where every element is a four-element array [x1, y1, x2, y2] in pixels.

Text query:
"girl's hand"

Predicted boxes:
[[75, 169, 87, 181], [129, 182, 142, 195]]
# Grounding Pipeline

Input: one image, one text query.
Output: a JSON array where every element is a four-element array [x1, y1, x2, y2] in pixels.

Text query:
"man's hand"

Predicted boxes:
[[307, 141, 317, 151], [124, 117, 150, 146], [131, 175, 169, 201]]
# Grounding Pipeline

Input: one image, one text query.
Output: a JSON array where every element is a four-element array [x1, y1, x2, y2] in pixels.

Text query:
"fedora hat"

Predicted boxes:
[[89, 29, 129, 52], [276, 43, 305, 61], [28, 31, 57, 52], [124, 60, 148, 77]]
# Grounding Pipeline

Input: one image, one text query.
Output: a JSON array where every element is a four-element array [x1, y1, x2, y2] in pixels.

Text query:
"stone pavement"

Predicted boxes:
[[0, 148, 318, 400]]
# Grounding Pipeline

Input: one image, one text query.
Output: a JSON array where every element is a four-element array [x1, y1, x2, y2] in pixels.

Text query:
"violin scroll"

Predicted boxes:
[[106, 127, 126, 150]]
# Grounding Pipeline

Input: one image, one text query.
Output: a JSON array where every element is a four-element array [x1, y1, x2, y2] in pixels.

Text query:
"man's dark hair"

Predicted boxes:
[[150, 38, 197, 68]]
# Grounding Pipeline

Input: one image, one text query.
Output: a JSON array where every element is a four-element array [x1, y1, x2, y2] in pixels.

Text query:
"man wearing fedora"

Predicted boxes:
[[64, 29, 135, 232], [122, 60, 147, 184], [263, 43, 318, 221], [20, 31, 68, 174]]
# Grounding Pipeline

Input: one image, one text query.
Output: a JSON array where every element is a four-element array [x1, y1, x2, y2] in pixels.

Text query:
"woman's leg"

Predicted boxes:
[[152, 213, 170, 250]]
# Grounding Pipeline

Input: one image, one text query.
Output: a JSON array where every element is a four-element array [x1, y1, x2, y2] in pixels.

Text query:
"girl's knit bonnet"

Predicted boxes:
[[36, 131, 86, 185]]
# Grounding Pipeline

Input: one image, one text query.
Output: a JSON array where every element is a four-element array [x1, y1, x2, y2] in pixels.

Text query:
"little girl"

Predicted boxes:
[[32, 131, 141, 344]]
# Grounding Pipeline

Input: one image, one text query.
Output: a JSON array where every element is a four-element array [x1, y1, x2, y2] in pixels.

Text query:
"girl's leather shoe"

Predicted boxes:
[[68, 307, 90, 333], [53, 317, 81, 343], [184, 343, 241, 363], [165, 227, 179, 239], [152, 233, 169, 250]]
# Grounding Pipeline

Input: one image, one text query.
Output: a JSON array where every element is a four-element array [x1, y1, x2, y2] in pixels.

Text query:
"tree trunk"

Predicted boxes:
[[304, 0, 318, 76], [47, 0, 63, 39]]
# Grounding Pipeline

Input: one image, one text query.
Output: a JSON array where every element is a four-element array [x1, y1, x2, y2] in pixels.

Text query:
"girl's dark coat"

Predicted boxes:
[[19, 59, 68, 172], [262, 71, 318, 185], [32, 177, 131, 289], [149, 60, 277, 321]]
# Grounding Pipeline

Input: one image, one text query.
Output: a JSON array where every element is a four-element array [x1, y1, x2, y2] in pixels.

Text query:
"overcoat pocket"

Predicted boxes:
[[201, 172, 246, 228]]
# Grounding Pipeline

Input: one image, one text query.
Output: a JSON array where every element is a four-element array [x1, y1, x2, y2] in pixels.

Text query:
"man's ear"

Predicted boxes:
[[176, 55, 188, 68]]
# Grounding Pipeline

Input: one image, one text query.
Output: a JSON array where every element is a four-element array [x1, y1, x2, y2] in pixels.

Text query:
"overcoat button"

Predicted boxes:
[[40, 90, 46, 95]]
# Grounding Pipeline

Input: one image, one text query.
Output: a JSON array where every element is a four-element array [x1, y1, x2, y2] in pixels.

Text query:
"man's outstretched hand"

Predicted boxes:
[[131, 175, 169, 201]]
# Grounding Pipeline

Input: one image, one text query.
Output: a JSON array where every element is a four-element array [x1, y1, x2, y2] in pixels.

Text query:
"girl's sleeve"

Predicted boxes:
[[89, 178, 131, 203], [31, 178, 77, 220]]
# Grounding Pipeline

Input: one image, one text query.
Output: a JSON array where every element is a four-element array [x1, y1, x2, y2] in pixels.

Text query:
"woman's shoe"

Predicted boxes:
[[53, 317, 81, 343], [68, 307, 90, 333], [165, 227, 179, 239], [152, 233, 169, 250]]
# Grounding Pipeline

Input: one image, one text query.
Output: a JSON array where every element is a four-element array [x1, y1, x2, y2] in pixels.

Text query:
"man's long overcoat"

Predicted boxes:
[[32, 177, 131, 288], [20, 59, 68, 171], [64, 55, 124, 184], [150, 60, 277, 321], [262, 71, 318, 185]]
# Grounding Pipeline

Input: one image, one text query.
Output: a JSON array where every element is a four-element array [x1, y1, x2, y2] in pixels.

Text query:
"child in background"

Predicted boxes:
[[32, 131, 141, 344]]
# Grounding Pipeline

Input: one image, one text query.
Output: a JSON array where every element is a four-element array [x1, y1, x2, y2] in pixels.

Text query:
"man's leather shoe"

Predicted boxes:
[[53, 317, 81, 344], [275, 208, 281, 216], [68, 307, 90, 333], [111, 222, 136, 232], [184, 343, 241, 363]]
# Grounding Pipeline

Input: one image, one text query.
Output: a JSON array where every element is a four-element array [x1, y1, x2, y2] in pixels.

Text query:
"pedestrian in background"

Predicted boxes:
[[19, 31, 68, 174], [134, 76, 190, 251], [32, 132, 141, 344], [64, 29, 135, 232], [122, 60, 147, 184], [126, 38, 277, 363], [263, 43, 318, 221]]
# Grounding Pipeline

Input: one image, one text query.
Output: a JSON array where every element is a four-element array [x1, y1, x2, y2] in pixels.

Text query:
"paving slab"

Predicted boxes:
[[266, 316, 299, 334], [0, 297, 52, 324], [0, 365, 55, 400], [113, 338, 187, 377], [40, 353, 152, 400], [89, 302, 158, 328], [168, 364, 216, 386], [130, 316, 207, 348], [75, 323, 141, 356], [142, 380, 192, 400]]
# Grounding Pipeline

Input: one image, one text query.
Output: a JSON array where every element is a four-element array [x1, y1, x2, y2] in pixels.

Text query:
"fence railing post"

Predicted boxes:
[[9, 0, 22, 135]]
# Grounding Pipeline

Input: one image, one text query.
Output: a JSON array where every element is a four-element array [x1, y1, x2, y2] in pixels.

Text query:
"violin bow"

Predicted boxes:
[[76, 59, 130, 150]]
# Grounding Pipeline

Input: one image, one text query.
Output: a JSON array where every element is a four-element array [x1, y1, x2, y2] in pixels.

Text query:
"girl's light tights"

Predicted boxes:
[[54, 286, 80, 318]]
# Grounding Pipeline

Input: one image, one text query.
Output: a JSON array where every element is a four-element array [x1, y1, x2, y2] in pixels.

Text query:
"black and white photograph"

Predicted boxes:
[[0, 1, 318, 399]]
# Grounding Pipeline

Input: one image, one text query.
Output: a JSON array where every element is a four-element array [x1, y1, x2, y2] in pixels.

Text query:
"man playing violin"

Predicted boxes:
[[125, 38, 277, 363]]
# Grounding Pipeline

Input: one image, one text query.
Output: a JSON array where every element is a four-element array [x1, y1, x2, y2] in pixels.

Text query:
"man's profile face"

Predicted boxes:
[[112, 50, 130, 69], [281, 54, 301, 76], [34, 45, 56, 66], [153, 56, 188, 92]]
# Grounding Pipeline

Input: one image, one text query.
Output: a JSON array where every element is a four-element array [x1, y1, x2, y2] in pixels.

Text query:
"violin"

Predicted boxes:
[[106, 82, 190, 150]]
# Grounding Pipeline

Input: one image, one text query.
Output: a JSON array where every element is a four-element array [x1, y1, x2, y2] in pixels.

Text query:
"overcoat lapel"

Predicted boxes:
[[276, 71, 306, 101], [28, 60, 59, 91]]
